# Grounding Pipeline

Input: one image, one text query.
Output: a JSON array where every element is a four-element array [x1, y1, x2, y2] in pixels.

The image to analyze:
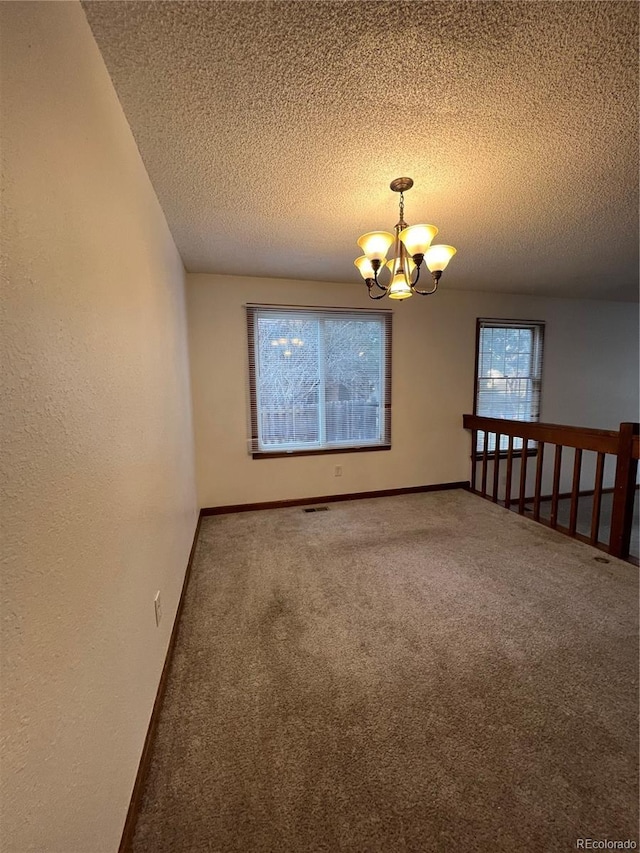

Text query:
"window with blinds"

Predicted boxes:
[[474, 319, 545, 452], [247, 306, 392, 456]]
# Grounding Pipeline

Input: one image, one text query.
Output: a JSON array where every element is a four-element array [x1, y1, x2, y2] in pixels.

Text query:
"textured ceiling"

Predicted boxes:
[[82, 0, 639, 301]]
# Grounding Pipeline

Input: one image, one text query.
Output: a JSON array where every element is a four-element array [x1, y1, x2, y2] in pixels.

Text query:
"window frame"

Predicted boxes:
[[247, 304, 392, 459], [473, 318, 545, 458]]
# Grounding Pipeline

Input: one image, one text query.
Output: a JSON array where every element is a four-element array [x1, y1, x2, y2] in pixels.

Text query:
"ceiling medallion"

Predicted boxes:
[[355, 177, 457, 300]]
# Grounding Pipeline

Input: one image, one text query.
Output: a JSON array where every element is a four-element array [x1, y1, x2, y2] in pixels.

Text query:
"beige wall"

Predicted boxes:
[[1, 4, 197, 852], [187, 274, 639, 508]]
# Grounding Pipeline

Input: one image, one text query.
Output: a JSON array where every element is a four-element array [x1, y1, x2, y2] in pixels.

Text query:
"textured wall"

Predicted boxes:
[[187, 274, 639, 508], [0, 3, 197, 852]]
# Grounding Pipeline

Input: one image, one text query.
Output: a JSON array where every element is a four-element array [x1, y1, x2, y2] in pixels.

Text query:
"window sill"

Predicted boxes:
[[252, 444, 391, 460]]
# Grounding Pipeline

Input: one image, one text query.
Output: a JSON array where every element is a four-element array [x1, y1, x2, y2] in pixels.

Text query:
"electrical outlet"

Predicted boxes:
[[154, 591, 162, 627], [334, 465, 342, 477]]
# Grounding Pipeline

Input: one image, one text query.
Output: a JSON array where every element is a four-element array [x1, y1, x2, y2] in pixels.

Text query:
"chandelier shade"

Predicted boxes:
[[388, 273, 413, 300], [355, 177, 457, 300], [386, 254, 414, 300], [398, 223, 438, 257], [425, 244, 457, 272], [354, 256, 377, 280], [356, 231, 395, 262]]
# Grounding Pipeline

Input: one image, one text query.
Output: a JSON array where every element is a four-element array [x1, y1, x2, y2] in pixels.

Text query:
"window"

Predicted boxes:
[[474, 319, 545, 452], [247, 306, 391, 457]]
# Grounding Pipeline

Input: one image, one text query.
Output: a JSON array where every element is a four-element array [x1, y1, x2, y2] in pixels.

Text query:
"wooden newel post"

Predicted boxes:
[[609, 422, 639, 559]]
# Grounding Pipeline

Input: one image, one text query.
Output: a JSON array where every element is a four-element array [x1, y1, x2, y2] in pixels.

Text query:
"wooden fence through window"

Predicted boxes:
[[260, 400, 379, 445]]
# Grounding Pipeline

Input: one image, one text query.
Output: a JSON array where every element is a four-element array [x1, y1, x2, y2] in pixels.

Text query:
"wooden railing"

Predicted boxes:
[[463, 415, 639, 561]]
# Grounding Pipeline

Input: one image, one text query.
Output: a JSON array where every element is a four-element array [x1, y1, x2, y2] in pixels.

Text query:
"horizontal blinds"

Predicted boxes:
[[247, 306, 391, 454], [476, 319, 545, 452]]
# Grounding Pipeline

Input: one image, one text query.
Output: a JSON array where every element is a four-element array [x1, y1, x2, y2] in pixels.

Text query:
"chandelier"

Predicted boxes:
[[354, 177, 457, 300]]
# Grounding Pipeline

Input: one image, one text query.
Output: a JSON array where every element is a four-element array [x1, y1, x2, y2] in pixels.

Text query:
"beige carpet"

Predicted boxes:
[[132, 490, 639, 852], [529, 491, 640, 559]]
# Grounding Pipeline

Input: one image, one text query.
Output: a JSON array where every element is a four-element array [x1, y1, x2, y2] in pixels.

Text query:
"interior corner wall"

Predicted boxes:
[[186, 273, 639, 509], [0, 4, 197, 852]]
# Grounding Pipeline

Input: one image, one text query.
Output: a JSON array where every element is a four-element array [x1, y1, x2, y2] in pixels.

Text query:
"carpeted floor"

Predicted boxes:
[[528, 491, 640, 560], [132, 490, 639, 853]]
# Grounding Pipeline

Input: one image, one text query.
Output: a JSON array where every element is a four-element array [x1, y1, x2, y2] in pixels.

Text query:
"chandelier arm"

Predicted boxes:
[[411, 274, 440, 296], [366, 281, 388, 300], [372, 262, 387, 290], [368, 288, 389, 300], [412, 284, 438, 296], [407, 261, 433, 295]]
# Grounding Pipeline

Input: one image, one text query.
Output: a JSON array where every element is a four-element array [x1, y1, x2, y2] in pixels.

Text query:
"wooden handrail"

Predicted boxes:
[[463, 415, 639, 563], [462, 414, 619, 454]]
